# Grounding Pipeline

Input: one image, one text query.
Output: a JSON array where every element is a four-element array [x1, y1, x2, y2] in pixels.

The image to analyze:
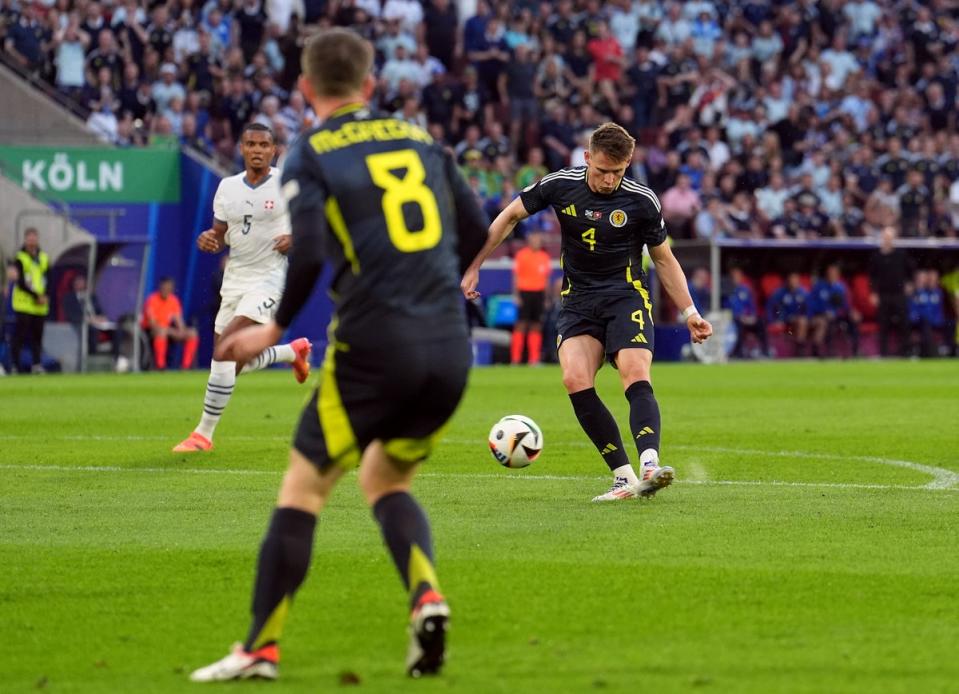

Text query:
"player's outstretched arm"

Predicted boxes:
[[197, 220, 228, 253], [649, 242, 713, 344], [461, 197, 531, 299]]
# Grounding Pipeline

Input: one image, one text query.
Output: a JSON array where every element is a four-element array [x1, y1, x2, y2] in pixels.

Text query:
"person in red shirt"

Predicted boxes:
[[512, 232, 552, 364], [587, 21, 624, 113], [142, 276, 199, 369]]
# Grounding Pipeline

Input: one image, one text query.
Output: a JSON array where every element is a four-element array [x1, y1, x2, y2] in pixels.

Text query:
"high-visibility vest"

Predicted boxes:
[[11, 249, 50, 317]]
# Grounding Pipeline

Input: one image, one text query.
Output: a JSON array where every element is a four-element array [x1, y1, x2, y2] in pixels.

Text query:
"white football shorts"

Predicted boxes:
[[215, 287, 281, 334]]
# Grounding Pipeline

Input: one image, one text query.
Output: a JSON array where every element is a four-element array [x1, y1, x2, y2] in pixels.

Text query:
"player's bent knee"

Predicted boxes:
[[562, 371, 593, 393], [277, 449, 342, 514], [357, 442, 416, 506]]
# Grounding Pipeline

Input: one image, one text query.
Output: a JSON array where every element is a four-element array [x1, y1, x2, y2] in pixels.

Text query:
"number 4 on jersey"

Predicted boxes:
[[582, 227, 596, 251]]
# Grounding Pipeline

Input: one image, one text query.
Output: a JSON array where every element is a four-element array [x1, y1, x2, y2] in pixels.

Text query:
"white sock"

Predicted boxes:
[[613, 464, 640, 486], [640, 448, 660, 467], [239, 343, 297, 374], [195, 360, 236, 440]]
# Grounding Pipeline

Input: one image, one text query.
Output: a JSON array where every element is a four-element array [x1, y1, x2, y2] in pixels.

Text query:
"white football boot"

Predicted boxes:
[[637, 464, 675, 498], [591, 476, 639, 502], [189, 643, 278, 682]]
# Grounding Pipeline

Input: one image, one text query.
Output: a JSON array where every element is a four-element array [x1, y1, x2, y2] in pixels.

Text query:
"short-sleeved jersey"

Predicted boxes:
[[212, 167, 290, 299], [142, 291, 182, 328], [520, 166, 666, 298], [767, 287, 809, 322], [279, 105, 486, 345], [514, 247, 551, 292], [810, 280, 851, 316]]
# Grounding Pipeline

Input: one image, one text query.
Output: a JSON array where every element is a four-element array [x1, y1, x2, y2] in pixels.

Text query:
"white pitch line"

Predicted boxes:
[[447, 439, 959, 490], [0, 434, 290, 443], [0, 464, 957, 493], [1, 435, 956, 490], [671, 445, 959, 490]]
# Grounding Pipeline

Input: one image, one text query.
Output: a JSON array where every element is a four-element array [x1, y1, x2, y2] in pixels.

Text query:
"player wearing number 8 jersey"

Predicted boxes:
[[189, 28, 488, 683], [173, 123, 312, 453], [462, 123, 713, 502]]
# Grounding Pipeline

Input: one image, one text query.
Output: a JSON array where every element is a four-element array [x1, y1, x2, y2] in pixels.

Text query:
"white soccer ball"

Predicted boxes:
[[488, 415, 543, 469]]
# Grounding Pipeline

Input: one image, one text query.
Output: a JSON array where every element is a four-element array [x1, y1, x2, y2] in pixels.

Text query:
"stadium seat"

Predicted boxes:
[[759, 273, 784, 303], [851, 273, 877, 321]]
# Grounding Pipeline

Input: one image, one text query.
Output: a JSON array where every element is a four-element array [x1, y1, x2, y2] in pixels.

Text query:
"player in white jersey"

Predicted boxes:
[[173, 124, 312, 453]]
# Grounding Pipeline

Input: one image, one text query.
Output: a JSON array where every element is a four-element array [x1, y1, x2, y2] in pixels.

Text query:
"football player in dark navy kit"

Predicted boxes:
[[190, 28, 487, 683], [462, 123, 712, 502]]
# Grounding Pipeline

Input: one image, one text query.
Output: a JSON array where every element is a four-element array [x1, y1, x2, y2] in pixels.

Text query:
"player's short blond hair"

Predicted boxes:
[[588, 123, 636, 163], [301, 28, 374, 98]]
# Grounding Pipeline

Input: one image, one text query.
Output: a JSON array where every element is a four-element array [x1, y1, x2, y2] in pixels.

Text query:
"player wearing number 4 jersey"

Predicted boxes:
[[189, 28, 487, 683], [173, 123, 312, 453], [462, 123, 713, 502]]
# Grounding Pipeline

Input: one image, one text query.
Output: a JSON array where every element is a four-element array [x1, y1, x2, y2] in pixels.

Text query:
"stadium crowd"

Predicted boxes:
[[5, 0, 959, 241]]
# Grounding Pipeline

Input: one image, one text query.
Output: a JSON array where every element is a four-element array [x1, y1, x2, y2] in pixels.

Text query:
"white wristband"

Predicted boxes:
[[680, 305, 700, 321]]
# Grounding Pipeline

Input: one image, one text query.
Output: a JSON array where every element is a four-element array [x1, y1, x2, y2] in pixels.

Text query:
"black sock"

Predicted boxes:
[[243, 507, 317, 652], [568, 387, 629, 472], [373, 491, 439, 610], [625, 380, 661, 463]]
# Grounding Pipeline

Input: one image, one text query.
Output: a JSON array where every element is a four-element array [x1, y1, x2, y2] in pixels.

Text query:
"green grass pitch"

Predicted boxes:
[[2, 360, 958, 693]]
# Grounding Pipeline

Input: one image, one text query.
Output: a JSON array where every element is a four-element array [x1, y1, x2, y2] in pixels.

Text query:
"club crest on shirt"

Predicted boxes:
[[610, 209, 628, 227], [265, 200, 275, 210], [585, 209, 603, 221]]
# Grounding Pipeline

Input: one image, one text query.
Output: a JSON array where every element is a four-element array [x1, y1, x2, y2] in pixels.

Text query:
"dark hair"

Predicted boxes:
[[159, 276, 174, 285], [301, 28, 374, 98], [588, 122, 635, 163], [241, 122, 275, 143]]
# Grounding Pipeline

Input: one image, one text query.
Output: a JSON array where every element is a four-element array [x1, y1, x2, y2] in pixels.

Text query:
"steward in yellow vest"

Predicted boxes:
[[11, 228, 50, 373]]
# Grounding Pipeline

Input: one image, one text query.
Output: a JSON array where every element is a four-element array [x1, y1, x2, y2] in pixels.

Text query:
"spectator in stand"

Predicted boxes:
[[726, 192, 759, 239], [515, 146, 547, 191], [540, 102, 576, 171], [727, 267, 768, 359], [694, 197, 732, 240], [501, 43, 537, 157], [865, 177, 900, 235], [897, 169, 932, 237], [52, 13, 89, 99], [623, 45, 658, 130], [423, 0, 458, 70], [876, 137, 910, 189], [587, 20, 624, 114], [468, 16, 509, 102], [767, 272, 811, 356], [142, 277, 198, 370], [153, 62, 185, 113], [810, 264, 861, 357], [756, 173, 790, 226], [656, 2, 691, 46], [869, 227, 914, 356], [4, 3, 50, 75], [661, 173, 701, 238]]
